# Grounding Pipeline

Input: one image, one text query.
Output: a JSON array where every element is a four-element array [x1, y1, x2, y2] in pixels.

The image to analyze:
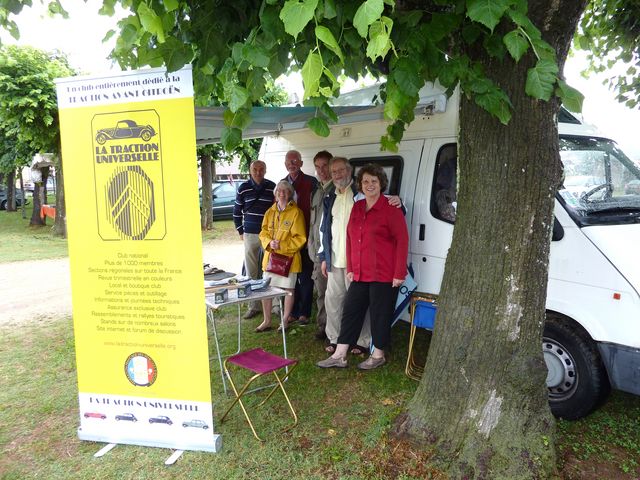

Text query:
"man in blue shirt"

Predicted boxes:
[[233, 160, 275, 318]]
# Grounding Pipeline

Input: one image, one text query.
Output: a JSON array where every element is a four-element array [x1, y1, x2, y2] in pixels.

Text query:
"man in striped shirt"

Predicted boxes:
[[233, 160, 276, 318]]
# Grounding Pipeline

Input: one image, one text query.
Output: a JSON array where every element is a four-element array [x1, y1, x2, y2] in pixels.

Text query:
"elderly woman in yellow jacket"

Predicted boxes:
[[256, 180, 307, 332]]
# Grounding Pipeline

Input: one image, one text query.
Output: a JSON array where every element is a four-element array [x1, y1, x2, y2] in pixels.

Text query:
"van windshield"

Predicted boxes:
[[558, 136, 640, 226]]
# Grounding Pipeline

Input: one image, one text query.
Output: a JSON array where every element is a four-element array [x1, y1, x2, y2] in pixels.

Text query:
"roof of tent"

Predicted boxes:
[[194, 84, 450, 144]]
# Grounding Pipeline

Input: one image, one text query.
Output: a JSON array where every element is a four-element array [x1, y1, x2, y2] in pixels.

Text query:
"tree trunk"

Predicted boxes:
[[394, 2, 587, 478], [42, 166, 50, 205], [200, 154, 214, 230], [19, 169, 26, 219], [53, 159, 66, 237], [29, 166, 50, 226], [5, 169, 16, 212]]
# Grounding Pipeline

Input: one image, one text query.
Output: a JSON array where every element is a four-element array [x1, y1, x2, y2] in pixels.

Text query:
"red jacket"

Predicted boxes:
[[346, 196, 408, 282]]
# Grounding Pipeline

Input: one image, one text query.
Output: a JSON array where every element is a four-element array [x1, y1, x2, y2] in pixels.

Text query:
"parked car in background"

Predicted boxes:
[[23, 177, 56, 194], [0, 186, 28, 210], [563, 175, 606, 199], [625, 179, 640, 195], [199, 180, 242, 220]]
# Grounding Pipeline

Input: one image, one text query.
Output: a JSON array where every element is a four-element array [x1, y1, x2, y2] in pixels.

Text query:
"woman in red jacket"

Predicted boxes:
[[317, 164, 409, 370]]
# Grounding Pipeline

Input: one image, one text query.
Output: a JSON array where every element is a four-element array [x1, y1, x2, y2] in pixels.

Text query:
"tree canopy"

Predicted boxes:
[[575, 0, 640, 108], [0, 44, 74, 165], [95, 0, 584, 151]]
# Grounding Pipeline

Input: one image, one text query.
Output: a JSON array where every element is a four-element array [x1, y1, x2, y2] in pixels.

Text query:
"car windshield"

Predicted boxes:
[[558, 136, 640, 226]]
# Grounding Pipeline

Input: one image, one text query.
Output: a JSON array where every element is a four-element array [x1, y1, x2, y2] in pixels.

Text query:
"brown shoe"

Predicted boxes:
[[316, 356, 348, 368], [357, 356, 386, 370]]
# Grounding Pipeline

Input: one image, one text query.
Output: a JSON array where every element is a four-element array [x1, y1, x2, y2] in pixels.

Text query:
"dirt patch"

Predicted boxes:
[[0, 239, 243, 327]]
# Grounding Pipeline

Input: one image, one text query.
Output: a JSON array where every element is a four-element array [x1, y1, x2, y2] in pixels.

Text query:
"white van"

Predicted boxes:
[[257, 83, 640, 419]]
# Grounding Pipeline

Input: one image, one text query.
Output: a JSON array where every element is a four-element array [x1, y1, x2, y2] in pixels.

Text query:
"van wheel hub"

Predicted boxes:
[[543, 337, 577, 398]]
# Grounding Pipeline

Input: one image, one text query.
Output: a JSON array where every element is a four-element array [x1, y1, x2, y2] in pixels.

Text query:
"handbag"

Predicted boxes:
[[266, 251, 293, 277], [265, 211, 293, 276]]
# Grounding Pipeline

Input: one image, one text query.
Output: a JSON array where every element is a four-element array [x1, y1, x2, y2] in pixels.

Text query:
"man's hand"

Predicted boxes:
[[321, 260, 328, 278], [346, 272, 354, 282], [388, 196, 402, 208], [392, 278, 404, 287], [239, 234, 243, 241], [270, 239, 280, 250]]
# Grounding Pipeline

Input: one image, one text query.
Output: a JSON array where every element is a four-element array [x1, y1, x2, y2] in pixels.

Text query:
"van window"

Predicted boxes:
[[430, 144, 458, 223], [558, 136, 640, 226], [349, 156, 403, 195]]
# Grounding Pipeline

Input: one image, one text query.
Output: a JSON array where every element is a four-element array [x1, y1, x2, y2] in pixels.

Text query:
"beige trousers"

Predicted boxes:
[[324, 266, 371, 347]]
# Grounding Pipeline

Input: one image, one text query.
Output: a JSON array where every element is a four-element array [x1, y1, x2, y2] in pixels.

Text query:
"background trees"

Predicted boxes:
[[0, 44, 73, 233]]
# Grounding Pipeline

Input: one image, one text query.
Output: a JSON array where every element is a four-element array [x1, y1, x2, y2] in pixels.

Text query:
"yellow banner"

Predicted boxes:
[[56, 67, 218, 452]]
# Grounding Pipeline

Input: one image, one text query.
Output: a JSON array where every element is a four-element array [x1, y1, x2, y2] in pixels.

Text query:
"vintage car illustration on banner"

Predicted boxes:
[[95, 119, 156, 144]]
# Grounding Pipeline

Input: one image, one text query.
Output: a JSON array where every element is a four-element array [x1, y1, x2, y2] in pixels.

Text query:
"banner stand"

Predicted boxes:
[[56, 66, 218, 455]]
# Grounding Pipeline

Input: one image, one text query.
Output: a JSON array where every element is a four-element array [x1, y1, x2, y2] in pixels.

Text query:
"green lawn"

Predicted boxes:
[[0, 209, 68, 263], [0, 209, 236, 264], [1, 313, 639, 479]]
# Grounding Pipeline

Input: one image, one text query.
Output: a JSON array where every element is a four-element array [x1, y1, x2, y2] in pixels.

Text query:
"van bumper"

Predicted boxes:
[[598, 342, 640, 395]]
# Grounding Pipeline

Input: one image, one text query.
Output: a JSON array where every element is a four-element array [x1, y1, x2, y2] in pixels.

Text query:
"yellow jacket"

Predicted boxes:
[[260, 201, 307, 273]]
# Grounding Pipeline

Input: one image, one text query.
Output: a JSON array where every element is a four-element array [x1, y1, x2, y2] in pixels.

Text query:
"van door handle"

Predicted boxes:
[[419, 224, 425, 241]]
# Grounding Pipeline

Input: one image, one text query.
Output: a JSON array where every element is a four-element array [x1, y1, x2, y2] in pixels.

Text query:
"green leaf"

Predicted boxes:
[[227, 84, 250, 112], [4, 19, 19, 40], [307, 116, 330, 136], [221, 126, 242, 151], [525, 58, 558, 101], [380, 135, 398, 152], [320, 102, 338, 122], [301, 51, 323, 99], [366, 16, 392, 61], [223, 108, 253, 129], [158, 37, 192, 72], [466, 0, 510, 32], [392, 58, 422, 96], [324, 0, 337, 19], [163, 0, 179, 12], [556, 80, 584, 113], [242, 44, 271, 68], [280, 0, 319, 39], [315, 25, 344, 62], [99, 1, 116, 16], [137, 3, 165, 43], [474, 91, 511, 124], [353, 0, 384, 38], [503, 30, 528, 62]]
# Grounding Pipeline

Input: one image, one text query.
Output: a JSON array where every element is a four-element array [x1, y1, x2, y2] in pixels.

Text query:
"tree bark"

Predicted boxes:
[[53, 159, 66, 238], [29, 166, 49, 227], [5, 169, 16, 211], [394, 1, 587, 478], [200, 154, 214, 230]]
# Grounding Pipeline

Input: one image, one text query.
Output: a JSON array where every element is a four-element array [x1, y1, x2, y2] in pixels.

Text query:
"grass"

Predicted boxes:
[[0, 209, 68, 263], [2, 312, 640, 479], [0, 210, 236, 264], [0, 313, 432, 480]]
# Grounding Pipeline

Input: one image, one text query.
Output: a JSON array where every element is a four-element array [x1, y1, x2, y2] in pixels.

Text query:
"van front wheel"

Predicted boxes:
[[543, 317, 610, 420]]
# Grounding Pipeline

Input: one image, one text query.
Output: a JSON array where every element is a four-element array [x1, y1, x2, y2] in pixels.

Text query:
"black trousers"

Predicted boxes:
[[291, 248, 314, 318], [338, 281, 399, 350]]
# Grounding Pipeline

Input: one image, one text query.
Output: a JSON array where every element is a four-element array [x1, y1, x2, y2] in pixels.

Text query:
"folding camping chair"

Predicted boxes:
[[219, 348, 298, 441], [405, 294, 437, 380]]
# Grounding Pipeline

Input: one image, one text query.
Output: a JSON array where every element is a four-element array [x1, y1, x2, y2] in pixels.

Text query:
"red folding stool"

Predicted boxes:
[[219, 348, 298, 441]]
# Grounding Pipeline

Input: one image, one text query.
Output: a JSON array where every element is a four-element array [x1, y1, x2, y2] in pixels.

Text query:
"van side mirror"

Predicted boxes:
[[552, 217, 564, 241]]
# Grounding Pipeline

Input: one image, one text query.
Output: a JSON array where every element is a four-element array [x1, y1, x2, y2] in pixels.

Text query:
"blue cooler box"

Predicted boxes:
[[414, 300, 437, 330]]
